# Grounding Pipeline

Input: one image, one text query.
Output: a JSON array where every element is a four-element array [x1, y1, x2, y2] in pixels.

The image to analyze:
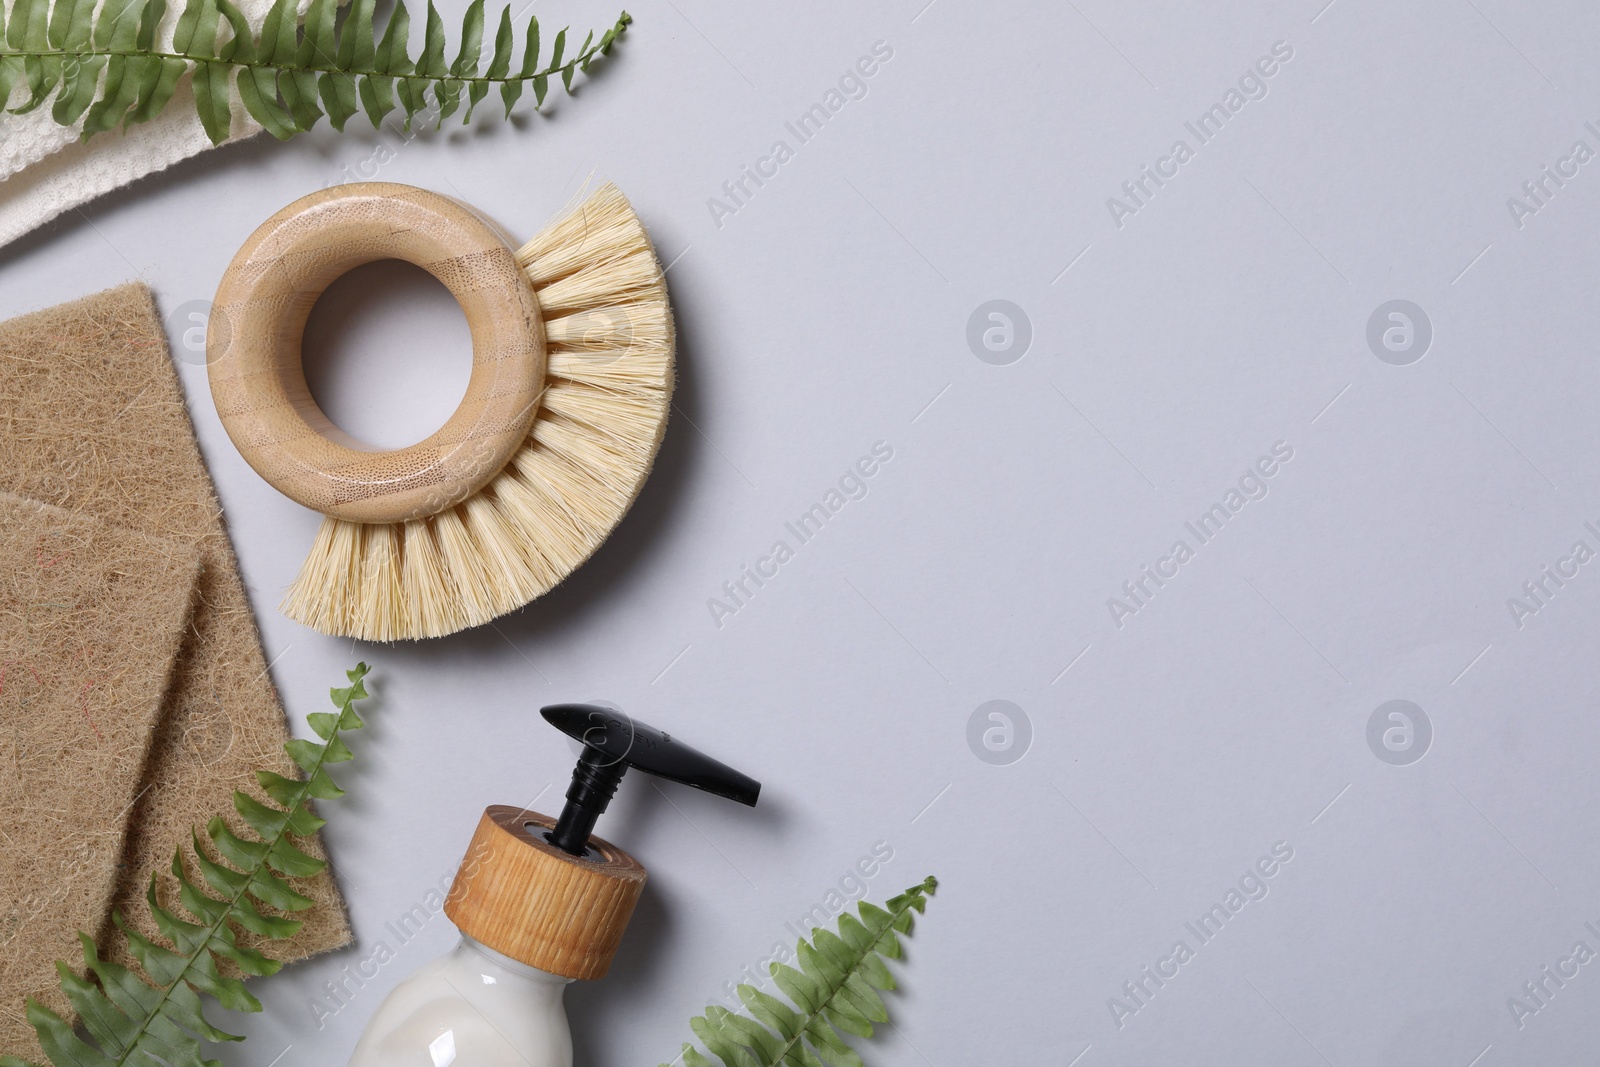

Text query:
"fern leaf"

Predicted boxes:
[[81, 53, 143, 133], [6, 0, 46, 52], [46, 0, 92, 52], [337, 0, 370, 68], [93, 0, 140, 50], [398, 0, 444, 126], [12, 55, 57, 114], [662, 877, 938, 1067], [417, 0, 445, 76], [300, 0, 335, 66], [0, 56, 25, 108], [279, 0, 324, 131], [232, 0, 291, 135], [547, 24, 566, 98], [1, 663, 372, 1067], [133, 0, 164, 50], [235, 66, 295, 138], [259, 0, 317, 131], [0, 0, 630, 143], [50, 52, 103, 124], [453, 0, 483, 119], [251, 0, 288, 61], [486, 6, 512, 116], [213, 0, 253, 63], [177, 0, 220, 59], [168, 0, 201, 54]]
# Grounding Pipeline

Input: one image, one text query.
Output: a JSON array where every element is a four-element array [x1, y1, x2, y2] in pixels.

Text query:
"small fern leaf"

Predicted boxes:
[[214, 0, 255, 63], [338, 0, 373, 68], [320, 69, 355, 125], [47, 0, 91, 51], [365, 0, 412, 120], [50, 52, 103, 124], [168, 0, 203, 53], [664, 877, 937, 1067], [547, 25, 563, 72], [7, 0, 47, 57], [53, 944, 142, 1058], [1, 663, 372, 1067], [255, 0, 314, 131], [245, 862, 317, 914], [395, 72, 426, 127], [519, 12, 544, 108], [305, 709, 341, 740], [226, 893, 304, 941], [737, 984, 801, 1038], [183, 0, 222, 59], [486, 6, 513, 116], [577, 29, 593, 74], [0, 56, 25, 108], [233, 789, 291, 839], [255, 768, 305, 808], [236, 68, 297, 138], [208, 816, 270, 869], [191, 830, 253, 898], [690, 1008, 768, 1067], [190, 58, 231, 141], [677, 1044, 717, 1067], [134, 0, 164, 50], [252, 0, 290, 62], [417, 0, 446, 76], [300, 0, 335, 66], [11, 55, 55, 114], [278, 77, 319, 130], [279, 63, 321, 130], [7, 995, 112, 1067], [454, 0, 484, 119], [265, 834, 325, 878], [148, 876, 211, 955], [94, 0, 141, 50], [84, 54, 147, 133]]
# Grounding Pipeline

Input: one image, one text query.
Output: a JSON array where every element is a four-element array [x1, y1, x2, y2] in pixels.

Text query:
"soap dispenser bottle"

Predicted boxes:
[[348, 704, 760, 1067]]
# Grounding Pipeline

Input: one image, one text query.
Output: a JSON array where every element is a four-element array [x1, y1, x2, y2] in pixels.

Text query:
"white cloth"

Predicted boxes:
[[0, 0, 295, 249]]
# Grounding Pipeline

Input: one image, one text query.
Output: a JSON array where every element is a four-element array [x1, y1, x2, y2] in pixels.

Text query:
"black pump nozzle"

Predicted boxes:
[[541, 704, 760, 856]]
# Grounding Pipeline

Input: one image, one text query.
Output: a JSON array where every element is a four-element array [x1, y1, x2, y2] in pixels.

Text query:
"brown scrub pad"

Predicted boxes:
[[0, 494, 200, 1054], [0, 285, 352, 985]]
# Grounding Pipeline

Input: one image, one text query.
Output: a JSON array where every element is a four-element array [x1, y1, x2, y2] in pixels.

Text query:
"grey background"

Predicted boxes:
[[0, 0, 1596, 1063]]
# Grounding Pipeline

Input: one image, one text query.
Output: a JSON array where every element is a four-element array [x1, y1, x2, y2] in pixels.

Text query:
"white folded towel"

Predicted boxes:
[[0, 0, 291, 250]]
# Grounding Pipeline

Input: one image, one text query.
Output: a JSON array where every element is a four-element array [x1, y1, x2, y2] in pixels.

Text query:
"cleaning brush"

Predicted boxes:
[[207, 181, 673, 641]]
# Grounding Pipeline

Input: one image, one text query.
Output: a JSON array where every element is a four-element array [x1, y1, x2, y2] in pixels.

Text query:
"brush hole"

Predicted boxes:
[[302, 260, 473, 450]]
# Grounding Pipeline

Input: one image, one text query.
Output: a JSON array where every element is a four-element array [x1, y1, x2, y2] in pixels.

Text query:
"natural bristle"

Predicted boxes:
[[281, 183, 674, 640]]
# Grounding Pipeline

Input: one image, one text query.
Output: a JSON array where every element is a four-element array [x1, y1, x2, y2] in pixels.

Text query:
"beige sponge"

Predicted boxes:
[[0, 284, 353, 1023], [0, 494, 201, 1054]]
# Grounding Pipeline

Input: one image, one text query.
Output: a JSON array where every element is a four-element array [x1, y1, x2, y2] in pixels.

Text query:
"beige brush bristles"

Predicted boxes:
[[280, 183, 674, 640]]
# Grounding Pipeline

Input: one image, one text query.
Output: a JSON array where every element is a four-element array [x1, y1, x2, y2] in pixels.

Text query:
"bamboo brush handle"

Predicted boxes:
[[207, 183, 545, 524]]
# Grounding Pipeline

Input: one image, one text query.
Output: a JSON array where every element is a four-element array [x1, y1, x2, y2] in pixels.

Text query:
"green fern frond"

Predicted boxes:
[[0, 0, 629, 144], [664, 876, 938, 1067], [0, 662, 372, 1067]]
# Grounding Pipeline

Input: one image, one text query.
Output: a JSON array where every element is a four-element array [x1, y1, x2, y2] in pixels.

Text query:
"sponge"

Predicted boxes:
[[0, 284, 352, 999], [0, 494, 200, 1055]]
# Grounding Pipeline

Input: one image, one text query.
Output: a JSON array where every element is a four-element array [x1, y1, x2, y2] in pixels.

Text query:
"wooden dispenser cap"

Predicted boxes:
[[444, 806, 647, 980]]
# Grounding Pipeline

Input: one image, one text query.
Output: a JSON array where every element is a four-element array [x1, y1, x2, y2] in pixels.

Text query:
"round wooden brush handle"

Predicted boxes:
[[207, 183, 545, 524]]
